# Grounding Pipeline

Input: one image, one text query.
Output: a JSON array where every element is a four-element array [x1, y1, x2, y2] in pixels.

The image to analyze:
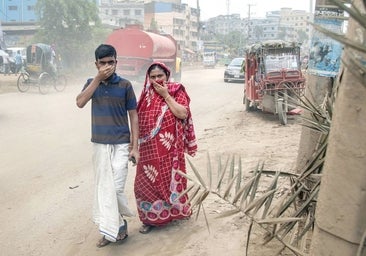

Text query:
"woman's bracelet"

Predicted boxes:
[[164, 95, 171, 101]]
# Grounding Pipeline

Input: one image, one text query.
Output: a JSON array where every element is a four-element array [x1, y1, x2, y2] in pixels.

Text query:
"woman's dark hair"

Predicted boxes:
[[148, 63, 170, 78], [95, 44, 116, 60]]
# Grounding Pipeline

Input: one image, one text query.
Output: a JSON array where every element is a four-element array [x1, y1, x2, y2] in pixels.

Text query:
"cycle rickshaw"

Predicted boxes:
[[17, 43, 67, 94]]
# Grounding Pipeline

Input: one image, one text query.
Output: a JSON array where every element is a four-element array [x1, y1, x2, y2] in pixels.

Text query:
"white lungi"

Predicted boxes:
[[92, 143, 135, 242]]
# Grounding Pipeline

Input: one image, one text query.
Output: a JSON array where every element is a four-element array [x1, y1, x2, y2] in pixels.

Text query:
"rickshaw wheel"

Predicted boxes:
[[17, 73, 31, 92], [54, 74, 67, 92], [38, 72, 53, 94], [277, 98, 288, 125]]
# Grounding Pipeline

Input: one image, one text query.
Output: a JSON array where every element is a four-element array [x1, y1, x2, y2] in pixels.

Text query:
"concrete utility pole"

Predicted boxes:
[[296, 0, 344, 170], [226, 0, 230, 16], [246, 4, 252, 45], [309, 0, 314, 13], [196, 0, 200, 40]]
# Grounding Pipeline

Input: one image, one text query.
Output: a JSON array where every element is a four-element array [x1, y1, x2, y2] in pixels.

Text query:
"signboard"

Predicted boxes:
[[308, 6, 344, 77]]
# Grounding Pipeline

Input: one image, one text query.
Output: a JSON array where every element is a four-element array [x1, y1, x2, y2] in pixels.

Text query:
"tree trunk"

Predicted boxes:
[[310, 0, 366, 254]]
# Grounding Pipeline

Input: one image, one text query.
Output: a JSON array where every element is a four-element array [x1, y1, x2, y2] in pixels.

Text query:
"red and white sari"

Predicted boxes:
[[135, 62, 197, 226]]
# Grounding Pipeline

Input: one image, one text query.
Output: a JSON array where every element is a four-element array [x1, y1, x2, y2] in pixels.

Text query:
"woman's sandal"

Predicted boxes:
[[139, 224, 154, 234]]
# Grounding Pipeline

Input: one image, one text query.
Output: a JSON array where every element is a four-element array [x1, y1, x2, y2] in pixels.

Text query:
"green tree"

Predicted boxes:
[[149, 18, 159, 31], [215, 31, 246, 57], [253, 25, 264, 42], [34, 0, 103, 70], [296, 29, 309, 44], [278, 27, 287, 39]]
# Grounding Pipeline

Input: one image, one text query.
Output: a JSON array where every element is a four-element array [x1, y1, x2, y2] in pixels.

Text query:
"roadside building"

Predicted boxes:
[[99, 0, 145, 28], [0, 0, 38, 47], [247, 17, 280, 44], [205, 14, 244, 35], [279, 8, 312, 43], [144, 0, 199, 53], [0, 0, 311, 57]]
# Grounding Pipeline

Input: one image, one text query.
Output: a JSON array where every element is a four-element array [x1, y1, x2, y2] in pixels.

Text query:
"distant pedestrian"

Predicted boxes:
[[15, 50, 23, 75], [3, 54, 10, 76]]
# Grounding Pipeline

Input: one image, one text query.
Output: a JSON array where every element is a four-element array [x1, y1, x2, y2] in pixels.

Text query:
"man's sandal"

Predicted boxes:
[[139, 224, 154, 234], [96, 220, 128, 248], [116, 220, 128, 242], [96, 236, 111, 248]]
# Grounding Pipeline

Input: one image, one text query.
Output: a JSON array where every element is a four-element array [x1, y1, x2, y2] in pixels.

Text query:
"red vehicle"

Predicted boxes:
[[106, 25, 181, 82], [243, 40, 306, 125]]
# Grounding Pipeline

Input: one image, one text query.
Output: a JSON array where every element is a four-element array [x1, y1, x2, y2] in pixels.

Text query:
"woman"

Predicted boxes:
[[135, 62, 197, 234]]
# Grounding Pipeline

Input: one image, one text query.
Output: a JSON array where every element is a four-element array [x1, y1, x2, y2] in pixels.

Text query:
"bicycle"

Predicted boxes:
[[17, 69, 67, 94]]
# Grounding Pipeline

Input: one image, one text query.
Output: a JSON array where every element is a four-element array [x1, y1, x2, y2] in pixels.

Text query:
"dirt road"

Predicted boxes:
[[0, 67, 301, 256]]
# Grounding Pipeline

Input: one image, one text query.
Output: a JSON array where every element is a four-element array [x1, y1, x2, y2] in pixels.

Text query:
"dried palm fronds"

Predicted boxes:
[[180, 154, 319, 255]]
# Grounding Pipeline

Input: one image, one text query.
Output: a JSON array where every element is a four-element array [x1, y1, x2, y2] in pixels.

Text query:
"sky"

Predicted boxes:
[[182, 0, 315, 20]]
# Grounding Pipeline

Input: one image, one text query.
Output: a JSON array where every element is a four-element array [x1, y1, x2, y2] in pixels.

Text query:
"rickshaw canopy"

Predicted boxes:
[[26, 43, 53, 75]]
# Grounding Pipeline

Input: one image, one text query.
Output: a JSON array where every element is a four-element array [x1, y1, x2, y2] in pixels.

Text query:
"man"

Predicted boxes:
[[15, 50, 23, 75], [76, 44, 139, 248], [3, 53, 10, 75]]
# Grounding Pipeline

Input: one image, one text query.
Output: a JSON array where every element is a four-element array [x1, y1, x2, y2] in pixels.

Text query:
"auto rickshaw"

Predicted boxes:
[[243, 40, 306, 125]]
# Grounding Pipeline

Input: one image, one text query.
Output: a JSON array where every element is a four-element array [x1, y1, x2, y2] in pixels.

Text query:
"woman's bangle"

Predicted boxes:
[[164, 95, 171, 101]]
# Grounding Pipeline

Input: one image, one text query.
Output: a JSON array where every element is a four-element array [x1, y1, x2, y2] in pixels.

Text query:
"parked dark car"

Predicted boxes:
[[224, 57, 245, 83]]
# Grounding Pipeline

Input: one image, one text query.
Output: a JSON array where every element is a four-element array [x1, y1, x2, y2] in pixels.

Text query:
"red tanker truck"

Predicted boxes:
[[106, 25, 181, 82]]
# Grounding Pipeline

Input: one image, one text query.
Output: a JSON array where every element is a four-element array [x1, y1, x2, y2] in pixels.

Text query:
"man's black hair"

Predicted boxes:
[[95, 44, 116, 61]]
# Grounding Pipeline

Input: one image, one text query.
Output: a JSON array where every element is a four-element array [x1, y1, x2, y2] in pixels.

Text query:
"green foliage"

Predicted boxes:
[[278, 27, 287, 40], [213, 31, 246, 57], [253, 25, 264, 41], [296, 29, 309, 44], [149, 18, 159, 31], [34, 0, 106, 70]]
